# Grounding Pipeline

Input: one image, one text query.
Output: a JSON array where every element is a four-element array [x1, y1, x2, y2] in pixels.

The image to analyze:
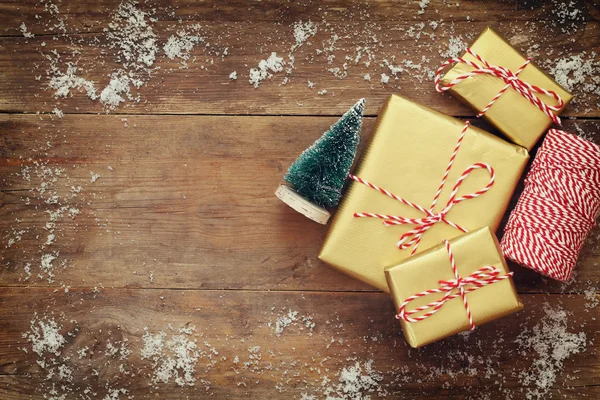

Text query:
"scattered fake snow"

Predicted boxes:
[[440, 35, 467, 59], [549, 51, 600, 93], [7, 1, 600, 398], [550, 0, 585, 34], [103, 388, 128, 400], [516, 305, 587, 400], [292, 20, 318, 51], [269, 309, 316, 338], [43, 0, 156, 111], [141, 327, 200, 386], [24, 314, 66, 357], [24, 0, 598, 117], [23, 313, 135, 399], [324, 360, 385, 399], [40, 252, 59, 282], [163, 27, 205, 62], [52, 107, 64, 118], [20, 22, 34, 38], [584, 287, 599, 309], [99, 72, 143, 109], [9, 158, 85, 284], [48, 62, 98, 100], [249, 52, 285, 88], [418, 0, 430, 15], [274, 310, 298, 337], [16, 296, 595, 399], [105, 0, 158, 70], [105, 340, 132, 360], [90, 171, 100, 183]]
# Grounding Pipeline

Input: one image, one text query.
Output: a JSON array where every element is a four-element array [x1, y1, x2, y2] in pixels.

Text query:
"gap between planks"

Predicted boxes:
[[0, 285, 590, 296], [2, 111, 600, 119]]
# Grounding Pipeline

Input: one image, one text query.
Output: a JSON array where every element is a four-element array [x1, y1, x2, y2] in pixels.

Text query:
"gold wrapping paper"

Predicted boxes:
[[440, 26, 572, 150], [319, 94, 528, 291], [385, 227, 523, 348]]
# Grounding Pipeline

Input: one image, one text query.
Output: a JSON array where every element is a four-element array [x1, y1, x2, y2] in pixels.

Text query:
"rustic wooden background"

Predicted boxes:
[[0, 0, 599, 399]]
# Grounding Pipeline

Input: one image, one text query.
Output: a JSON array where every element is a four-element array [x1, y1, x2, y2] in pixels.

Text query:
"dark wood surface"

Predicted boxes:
[[0, 1, 599, 399]]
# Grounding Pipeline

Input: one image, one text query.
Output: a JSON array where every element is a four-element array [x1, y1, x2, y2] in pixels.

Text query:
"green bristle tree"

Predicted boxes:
[[284, 98, 365, 209]]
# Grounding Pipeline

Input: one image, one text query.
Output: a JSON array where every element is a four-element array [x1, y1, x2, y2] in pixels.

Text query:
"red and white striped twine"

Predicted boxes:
[[350, 121, 495, 254], [501, 129, 600, 282], [396, 239, 514, 330], [434, 48, 565, 125]]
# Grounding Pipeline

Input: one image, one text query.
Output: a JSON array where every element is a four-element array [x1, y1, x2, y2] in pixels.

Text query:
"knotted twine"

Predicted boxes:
[[501, 129, 600, 282], [434, 48, 565, 125], [350, 121, 495, 255], [396, 239, 513, 330]]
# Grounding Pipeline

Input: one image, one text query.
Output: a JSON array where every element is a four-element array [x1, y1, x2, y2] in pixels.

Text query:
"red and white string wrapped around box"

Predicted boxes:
[[349, 121, 496, 255], [435, 47, 564, 126], [385, 227, 523, 348], [434, 26, 572, 150], [501, 129, 600, 282], [319, 94, 528, 292], [396, 239, 513, 332]]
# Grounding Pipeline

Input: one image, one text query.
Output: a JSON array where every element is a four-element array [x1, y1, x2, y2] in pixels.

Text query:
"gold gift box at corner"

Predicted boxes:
[[385, 227, 523, 348], [318, 94, 529, 292], [439, 26, 573, 150]]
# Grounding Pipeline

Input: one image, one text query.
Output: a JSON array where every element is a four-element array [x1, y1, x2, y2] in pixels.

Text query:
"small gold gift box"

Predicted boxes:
[[437, 27, 572, 150], [319, 94, 528, 291], [385, 227, 523, 348]]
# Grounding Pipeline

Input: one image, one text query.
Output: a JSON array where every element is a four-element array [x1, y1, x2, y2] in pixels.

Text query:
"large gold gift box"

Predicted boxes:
[[439, 27, 572, 150], [385, 227, 523, 348], [318, 94, 528, 291]]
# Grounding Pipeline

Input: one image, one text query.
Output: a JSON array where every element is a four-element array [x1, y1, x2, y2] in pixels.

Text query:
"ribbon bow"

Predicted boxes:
[[434, 48, 564, 125], [351, 121, 495, 255], [396, 239, 513, 331]]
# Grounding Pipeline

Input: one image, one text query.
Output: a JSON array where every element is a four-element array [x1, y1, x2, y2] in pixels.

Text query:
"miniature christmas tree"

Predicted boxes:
[[284, 98, 365, 209]]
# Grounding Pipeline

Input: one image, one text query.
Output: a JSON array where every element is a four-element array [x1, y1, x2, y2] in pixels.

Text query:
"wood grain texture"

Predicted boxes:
[[0, 1, 597, 116], [1, 1, 599, 399], [0, 288, 598, 399], [1, 0, 598, 36], [1, 114, 599, 294]]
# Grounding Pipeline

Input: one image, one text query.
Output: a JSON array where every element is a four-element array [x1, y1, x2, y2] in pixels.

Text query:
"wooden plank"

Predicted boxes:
[[0, 288, 598, 399], [2, 0, 598, 37], [0, 2, 598, 399], [1, 114, 599, 293], [0, 1, 597, 116]]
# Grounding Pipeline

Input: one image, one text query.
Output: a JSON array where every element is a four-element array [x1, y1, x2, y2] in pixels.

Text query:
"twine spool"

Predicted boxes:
[[501, 129, 600, 282]]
